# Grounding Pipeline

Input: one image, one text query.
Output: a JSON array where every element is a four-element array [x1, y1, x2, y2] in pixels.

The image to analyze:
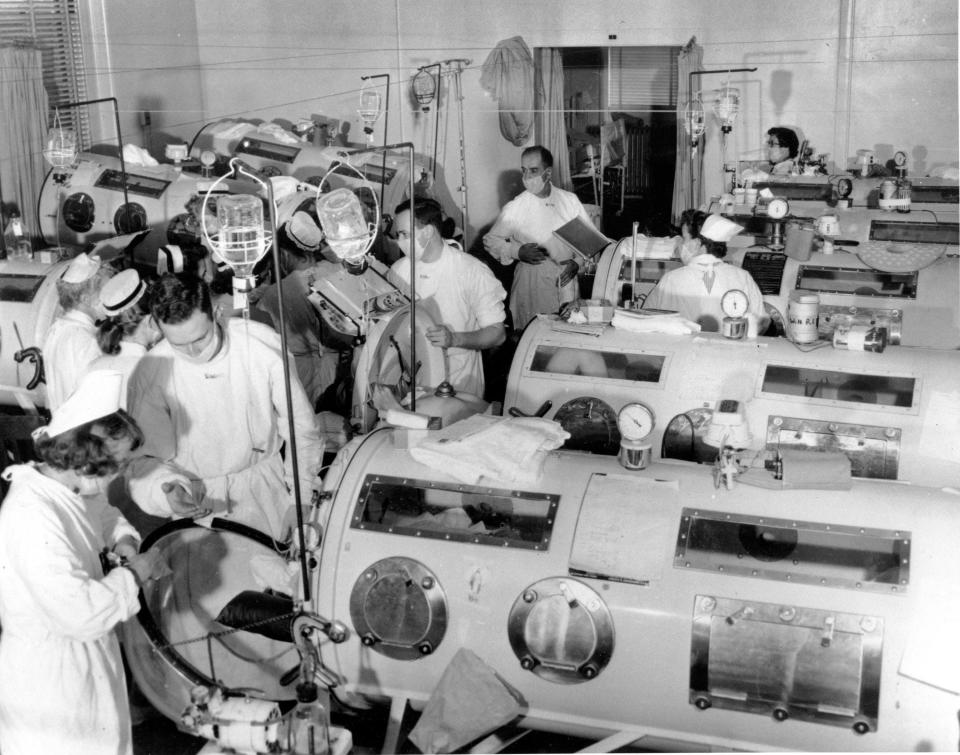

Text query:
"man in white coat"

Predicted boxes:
[[483, 145, 596, 331], [42, 252, 112, 409], [389, 197, 506, 399], [126, 273, 324, 539]]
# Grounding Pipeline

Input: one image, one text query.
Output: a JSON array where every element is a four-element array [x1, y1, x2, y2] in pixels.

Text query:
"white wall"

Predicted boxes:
[[98, 0, 958, 243]]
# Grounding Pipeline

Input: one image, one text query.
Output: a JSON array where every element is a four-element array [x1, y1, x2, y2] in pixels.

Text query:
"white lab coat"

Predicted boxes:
[[42, 310, 102, 410], [126, 318, 324, 538], [0, 464, 140, 755], [643, 254, 766, 333], [390, 241, 506, 397], [484, 186, 593, 330]]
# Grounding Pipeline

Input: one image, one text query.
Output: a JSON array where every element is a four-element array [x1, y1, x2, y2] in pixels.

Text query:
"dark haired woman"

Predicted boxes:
[[0, 370, 162, 754]]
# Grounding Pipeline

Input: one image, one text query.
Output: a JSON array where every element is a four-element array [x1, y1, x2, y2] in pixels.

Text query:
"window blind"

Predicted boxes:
[[0, 0, 90, 146], [608, 47, 679, 110]]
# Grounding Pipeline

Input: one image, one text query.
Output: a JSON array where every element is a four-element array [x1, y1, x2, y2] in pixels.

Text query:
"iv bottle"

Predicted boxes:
[[288, 682, 331, 755], [3, 211, 32, 260], [833, 324, 887, 353]]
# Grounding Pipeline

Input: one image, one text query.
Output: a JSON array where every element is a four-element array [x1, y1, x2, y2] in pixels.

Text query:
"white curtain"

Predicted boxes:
[[671, 37, 703, 225], [534, 48, 572, 190], [0, 45, 49, 243]]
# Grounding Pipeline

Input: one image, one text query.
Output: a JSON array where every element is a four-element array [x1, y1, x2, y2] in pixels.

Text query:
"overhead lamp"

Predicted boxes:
[[712, 83, 740, 134], [412, 68, 438, 111]]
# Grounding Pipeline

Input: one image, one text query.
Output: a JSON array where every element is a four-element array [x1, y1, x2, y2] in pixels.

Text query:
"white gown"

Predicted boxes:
[[126, 318, 324, 538], [643, 254, 766, 332], [390, 241, 506, 397], [484, 186, 593, 330], [42, 310, 102, 410], [0, 465, 141, 755]]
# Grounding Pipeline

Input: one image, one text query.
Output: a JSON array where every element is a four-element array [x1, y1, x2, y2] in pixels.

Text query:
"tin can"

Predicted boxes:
[[833, 325, 887, 353], [787, 291, 820, 343]]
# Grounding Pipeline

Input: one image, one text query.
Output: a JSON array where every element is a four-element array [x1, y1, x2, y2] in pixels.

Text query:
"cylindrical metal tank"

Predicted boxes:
[[504, 319, 960, 488], [310, 429, 960, 751]]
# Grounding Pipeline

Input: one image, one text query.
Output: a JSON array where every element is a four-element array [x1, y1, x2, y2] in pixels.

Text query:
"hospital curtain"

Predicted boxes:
[[0, 44, 49, 242], [534, 48, 572, 191], [671, 37, 703, 225]]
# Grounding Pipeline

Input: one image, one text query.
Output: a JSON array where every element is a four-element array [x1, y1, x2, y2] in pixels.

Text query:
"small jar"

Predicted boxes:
[[787, 291, 820, 343], [833, 324, 887, 353]]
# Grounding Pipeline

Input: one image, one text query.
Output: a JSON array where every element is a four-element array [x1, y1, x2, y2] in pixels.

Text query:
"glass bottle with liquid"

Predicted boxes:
[[3, 211, 33, 260], [287, 682, 331, 755], [833, 324, 887, 353]]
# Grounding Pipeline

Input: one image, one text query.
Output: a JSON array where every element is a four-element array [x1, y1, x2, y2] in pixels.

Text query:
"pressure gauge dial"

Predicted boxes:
[[836, 177, 853, 198], [766, 197, 789, 220], [721, 288, 749, 318], [894, 150, 908, 168], [617, 402, 655, 442]]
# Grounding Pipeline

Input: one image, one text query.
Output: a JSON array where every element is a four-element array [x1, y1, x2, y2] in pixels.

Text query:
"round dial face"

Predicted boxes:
[[721, 288, 749, 317], [766, 197, 789, 220], [894, 150, 907, 168], [617, 402, 655, 442], [836, 178, 853, 198]]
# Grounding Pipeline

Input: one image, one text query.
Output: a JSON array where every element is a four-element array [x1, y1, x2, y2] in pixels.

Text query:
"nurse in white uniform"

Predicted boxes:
[[0, 370, 162, 755]]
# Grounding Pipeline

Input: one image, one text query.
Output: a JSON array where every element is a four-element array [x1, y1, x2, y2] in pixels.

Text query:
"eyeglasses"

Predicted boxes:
[[766, 139, 781, 148]]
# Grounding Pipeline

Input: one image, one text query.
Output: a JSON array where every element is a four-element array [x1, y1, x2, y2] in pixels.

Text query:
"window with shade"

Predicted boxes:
[[0, 0, 90, 144]]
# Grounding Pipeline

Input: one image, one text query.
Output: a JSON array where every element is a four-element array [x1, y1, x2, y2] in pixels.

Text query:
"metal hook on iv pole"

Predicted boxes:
[[360, 73, 391, 216]]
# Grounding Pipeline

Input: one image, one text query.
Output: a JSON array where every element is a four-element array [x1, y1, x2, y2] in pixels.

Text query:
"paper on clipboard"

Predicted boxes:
[[552, 216, 610, 262], [568, 473, 678, 584]]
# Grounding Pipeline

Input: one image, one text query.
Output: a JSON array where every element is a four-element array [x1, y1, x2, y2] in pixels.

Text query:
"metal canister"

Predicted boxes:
[[786, 291, 820, 343], [833, 325, 887, 353]]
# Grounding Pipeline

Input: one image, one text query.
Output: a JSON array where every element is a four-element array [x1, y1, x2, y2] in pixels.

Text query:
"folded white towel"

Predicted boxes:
[[410, 416, 570, 485], [611, 309, 700, 335]]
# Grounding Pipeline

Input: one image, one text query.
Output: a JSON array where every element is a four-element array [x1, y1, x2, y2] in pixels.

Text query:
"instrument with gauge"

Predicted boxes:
[[720, 288, 749, 339], [616, 401, 655, 470], [764, 196, 789, 250]]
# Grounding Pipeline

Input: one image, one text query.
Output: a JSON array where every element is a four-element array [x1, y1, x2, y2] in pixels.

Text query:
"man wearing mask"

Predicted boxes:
[[125, 273, 324, 539], [389, 197, 506, 399], [483, 146, 597, 331]]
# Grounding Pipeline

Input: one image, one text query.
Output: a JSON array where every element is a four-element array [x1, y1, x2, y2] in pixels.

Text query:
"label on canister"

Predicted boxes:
[[787, 292, 820, 343]]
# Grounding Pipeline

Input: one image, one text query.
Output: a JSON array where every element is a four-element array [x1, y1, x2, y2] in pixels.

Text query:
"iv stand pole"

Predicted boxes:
[[443, 59, 471, 249], [360, 74, 391, 215], [687, 68, 756, 209]]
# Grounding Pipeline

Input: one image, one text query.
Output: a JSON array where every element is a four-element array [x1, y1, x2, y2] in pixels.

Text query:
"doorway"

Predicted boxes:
[[558, 46, 679, 237]]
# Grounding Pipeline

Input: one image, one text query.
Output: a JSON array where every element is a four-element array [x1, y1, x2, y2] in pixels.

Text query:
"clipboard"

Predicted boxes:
[[552, 216, 610, 262]]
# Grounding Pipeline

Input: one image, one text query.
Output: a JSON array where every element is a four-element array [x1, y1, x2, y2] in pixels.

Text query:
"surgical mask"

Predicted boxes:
[[177, 323, 222, 364], [75, 473, 110, 497], [523, 175, 546, 195], [680, 239, 702, 265], [399, 228, 428, 260]]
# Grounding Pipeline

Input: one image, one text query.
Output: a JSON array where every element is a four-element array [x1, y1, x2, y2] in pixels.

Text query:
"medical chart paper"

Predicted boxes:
[[568, 473, 678, 584]]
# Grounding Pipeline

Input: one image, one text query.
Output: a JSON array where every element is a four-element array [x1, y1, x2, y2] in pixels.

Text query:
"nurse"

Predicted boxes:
[[0, 370, 163, 755], [644, 212, 767, 333], [42, 252, 113, 410], [765, 126, 800, 175]]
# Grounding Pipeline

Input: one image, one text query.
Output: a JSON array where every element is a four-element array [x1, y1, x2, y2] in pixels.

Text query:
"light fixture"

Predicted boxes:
[[358, 81, 383, 144], [412, 67, 437, 111], [711, 82, 740, 134]]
